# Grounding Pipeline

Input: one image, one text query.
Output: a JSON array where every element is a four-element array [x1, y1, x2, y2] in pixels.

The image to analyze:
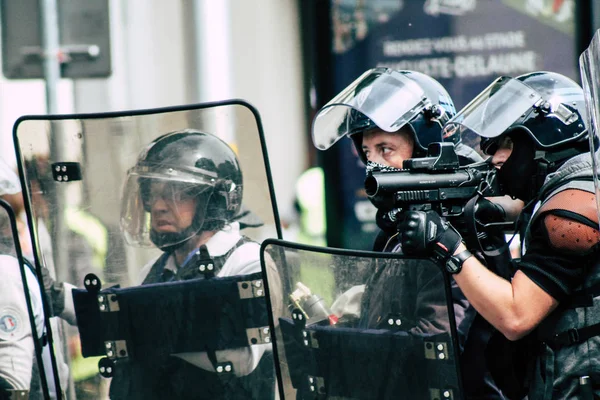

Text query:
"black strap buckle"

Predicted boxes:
[[548, 323, 600, 349], [554, 328, 581, 346], [567, 328, 580, 344]]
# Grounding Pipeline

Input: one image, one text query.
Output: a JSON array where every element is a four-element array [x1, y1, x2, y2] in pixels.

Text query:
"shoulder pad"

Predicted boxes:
[[538, 188, 597, 222], [539, 189, 600, 252]]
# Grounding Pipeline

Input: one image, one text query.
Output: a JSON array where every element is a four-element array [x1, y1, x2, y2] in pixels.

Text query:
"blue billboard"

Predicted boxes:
[[324, 0, 579, 249]]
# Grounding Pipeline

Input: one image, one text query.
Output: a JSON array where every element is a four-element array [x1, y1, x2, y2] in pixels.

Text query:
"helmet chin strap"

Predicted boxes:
[[150, 227, 197, 253], [149, 200, 213, 252]]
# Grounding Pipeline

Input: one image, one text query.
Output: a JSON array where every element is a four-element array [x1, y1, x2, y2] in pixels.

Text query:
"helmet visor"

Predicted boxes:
[[120, 167, 215, 248], [312, 68, 428, 150], [445, 77, 542, 144]]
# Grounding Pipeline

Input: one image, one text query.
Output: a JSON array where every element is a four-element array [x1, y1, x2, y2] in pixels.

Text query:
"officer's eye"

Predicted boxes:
[[381, 146, 393, 155]]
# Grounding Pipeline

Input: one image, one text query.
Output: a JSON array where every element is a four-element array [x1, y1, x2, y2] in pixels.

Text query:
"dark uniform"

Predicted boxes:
[[312, 68, 503, 398], [399, 71, 594, 399], [519, 153, 600, 398]]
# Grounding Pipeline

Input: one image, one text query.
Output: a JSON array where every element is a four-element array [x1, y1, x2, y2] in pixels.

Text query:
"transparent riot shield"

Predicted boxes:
[[261, 239, 463, 400], [14, 100, 282, 399], [580, 29, 600, 227], [0, 199, 53, 399]]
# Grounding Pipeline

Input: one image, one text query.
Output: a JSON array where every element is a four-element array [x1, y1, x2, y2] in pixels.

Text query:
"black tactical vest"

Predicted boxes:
[[110, 236, 275, 400], [525, 154, 600, 399]]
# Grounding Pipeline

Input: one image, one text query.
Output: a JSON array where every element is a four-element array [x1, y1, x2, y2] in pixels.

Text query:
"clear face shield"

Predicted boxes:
[[120, 165, 216, 249], [445, 75, 586, 156], [261, 239, 463, 399], [581, 29, 600, 229], [312, 68, 434, 150], [443, 77, 543, 154]]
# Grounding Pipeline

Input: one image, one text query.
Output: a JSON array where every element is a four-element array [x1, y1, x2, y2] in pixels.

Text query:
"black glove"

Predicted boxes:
[[400, 210, 463, 257], [474, 198, 506, 224]]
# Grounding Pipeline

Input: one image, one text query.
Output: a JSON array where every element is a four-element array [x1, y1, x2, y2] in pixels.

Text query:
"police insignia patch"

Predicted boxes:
[[0, 314, 17, 333], [0, 308, 24, 341]]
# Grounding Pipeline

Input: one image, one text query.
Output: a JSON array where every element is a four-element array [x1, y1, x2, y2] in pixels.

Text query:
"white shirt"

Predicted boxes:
[[0, 255, 44, 390]]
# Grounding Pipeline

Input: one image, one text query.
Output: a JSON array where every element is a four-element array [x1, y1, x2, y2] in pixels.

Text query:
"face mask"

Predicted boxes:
[[365, 160, 403, 174], [497, 134, 536, 201]]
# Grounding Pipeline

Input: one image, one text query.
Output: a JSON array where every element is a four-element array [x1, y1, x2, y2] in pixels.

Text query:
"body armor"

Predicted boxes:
[[525, 154, 600, 399]]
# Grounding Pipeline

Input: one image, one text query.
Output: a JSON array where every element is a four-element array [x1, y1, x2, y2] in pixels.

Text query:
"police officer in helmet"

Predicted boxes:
[[314, 68, 527, 399], [331, 69, 483, 245], [112, 128, 278, 400], [400, 71, 595, 399], [314, 67, 473, 367]]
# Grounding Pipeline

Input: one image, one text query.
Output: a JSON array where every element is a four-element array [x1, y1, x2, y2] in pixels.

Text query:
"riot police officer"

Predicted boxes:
[[111, 129, 279, 400], [313, 67, 519, 399], [400, 71, 596, 399]]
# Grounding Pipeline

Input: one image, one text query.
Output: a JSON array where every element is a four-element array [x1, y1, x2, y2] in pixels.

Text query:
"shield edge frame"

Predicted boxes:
[[12, 99, 284, 397], [259, 237, 466, 400], [580, 29, 600, 230]]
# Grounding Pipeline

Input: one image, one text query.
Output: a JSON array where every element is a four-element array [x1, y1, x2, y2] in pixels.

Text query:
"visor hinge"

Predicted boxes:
[[535, 100, 552, 114]]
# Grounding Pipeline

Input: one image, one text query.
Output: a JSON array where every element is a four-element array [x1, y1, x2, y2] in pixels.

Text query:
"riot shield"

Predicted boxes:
[[14, 101, 281, 399], [261, 239, 463, 400], [0, 199, 53, 399], [580, 29, 600, 227]]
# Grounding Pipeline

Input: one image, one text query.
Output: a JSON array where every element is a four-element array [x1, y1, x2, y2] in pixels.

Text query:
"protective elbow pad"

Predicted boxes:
[[539, 189, 600, 254]]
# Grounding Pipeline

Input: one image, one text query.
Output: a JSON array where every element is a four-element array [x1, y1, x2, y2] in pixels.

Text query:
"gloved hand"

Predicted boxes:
[[474, 198, 506, 224], [399, 210, 463, 257]]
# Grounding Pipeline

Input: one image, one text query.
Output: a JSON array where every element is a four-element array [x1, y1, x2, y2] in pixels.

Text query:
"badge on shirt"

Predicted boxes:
[[0, 307, 25, 341]]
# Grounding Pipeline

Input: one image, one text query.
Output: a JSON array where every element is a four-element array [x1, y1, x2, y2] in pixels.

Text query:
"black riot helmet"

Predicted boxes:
[[120, 129, 243, 251], [445, 71, 589, 201], [312, 68, 456, 163]]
